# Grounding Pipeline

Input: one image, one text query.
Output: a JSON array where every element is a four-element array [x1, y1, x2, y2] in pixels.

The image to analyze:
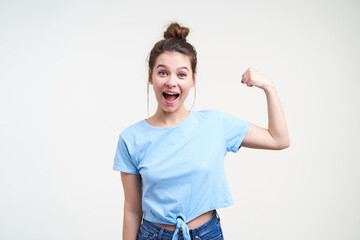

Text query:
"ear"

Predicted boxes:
[[192, 72, 197, 85], [148, 69, 153, 85]]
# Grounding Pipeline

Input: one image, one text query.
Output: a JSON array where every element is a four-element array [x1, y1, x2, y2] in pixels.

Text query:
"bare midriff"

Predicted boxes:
[[153, 210, 214, 231]]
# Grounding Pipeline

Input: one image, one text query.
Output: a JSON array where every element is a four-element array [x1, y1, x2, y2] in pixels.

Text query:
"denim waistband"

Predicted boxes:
[[142, 210, 220, 239]]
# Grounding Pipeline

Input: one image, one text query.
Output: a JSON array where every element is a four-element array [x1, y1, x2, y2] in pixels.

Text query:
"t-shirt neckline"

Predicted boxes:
[[143, 111, 193, 130]]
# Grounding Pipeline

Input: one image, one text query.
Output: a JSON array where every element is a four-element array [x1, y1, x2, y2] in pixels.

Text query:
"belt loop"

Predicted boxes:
[[157, 227, 164, 240], [215, 210, 220, 221]]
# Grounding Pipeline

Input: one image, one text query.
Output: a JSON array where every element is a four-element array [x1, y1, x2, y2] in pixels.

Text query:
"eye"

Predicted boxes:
[[159, 71, 167, 76], [178, 73, 187, 78]]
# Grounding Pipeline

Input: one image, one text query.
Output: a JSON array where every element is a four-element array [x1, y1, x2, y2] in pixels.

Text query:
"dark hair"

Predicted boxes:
[[148, 22, 197, 76]]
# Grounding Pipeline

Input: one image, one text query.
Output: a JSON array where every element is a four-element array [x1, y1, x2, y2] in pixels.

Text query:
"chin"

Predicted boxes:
[[159, 103, 183, 113], [160, 106, 179, 113]]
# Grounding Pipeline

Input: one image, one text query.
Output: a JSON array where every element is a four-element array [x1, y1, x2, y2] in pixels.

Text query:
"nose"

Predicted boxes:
[[165, 76, 176, 87]]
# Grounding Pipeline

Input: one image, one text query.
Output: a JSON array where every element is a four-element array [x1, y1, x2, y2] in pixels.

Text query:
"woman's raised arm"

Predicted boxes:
[[241, 67, 290, 150]]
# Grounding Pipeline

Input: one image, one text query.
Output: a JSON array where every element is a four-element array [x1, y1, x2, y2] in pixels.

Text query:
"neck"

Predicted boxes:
[[149, 105, 190, 128]]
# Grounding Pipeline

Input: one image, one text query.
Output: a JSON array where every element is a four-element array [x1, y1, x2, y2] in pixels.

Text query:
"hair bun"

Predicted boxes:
[[163, 22, 189, 41]]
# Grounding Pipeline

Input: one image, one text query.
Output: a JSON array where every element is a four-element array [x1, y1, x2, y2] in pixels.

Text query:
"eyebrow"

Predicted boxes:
[[156, 65, 189, 71]]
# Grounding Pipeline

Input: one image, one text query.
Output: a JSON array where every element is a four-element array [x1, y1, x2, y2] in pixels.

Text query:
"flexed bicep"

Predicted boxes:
[[241, 123, 288, 150]]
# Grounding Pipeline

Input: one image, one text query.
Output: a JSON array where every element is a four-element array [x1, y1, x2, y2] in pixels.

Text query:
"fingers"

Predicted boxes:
[[241, 67, 275, 90], [241, 68, 253, 87]]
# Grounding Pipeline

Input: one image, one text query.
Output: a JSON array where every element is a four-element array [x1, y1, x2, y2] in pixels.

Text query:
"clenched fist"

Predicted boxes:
[[241, 67, 275, 90]]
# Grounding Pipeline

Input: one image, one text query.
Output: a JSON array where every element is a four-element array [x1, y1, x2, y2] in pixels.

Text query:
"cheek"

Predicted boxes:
[[152, 81, 163, 92], [152, 83, 166, 100], [179, 83, 193, 95], [153, 86, 163, 97]]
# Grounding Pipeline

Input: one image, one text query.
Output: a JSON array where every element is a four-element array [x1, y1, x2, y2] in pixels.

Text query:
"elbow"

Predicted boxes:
[[274, 138, 290, 150], [279, 142, 290, 150]]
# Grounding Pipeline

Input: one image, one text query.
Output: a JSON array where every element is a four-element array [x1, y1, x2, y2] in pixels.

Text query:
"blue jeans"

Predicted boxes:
[[137, 210, 224, 240]]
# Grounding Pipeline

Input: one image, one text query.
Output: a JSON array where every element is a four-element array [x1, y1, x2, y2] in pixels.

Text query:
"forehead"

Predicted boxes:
[[155, 51, 192, 69]]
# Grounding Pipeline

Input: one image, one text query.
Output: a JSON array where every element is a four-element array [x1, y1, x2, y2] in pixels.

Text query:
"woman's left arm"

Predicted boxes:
[[240, 67, 290, 150]]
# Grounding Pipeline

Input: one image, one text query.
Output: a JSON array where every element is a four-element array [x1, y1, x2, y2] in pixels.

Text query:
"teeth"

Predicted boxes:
[[165, 92, 177, 95]]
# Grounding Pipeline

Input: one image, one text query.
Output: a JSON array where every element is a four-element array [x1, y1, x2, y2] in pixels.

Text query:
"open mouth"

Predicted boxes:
[[163, 92, 180, 102]]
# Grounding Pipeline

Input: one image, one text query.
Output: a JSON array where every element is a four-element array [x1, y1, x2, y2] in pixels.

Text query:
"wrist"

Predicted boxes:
[[263, 85, 276, 94]]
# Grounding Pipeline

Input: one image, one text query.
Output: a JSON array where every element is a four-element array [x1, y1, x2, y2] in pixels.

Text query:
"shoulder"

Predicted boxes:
[[194, 110, 249, 131], [118, 119, 147, 142]]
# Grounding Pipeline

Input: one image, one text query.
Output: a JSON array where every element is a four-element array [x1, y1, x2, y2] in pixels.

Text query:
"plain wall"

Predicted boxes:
[[0, 0, 359, 239]]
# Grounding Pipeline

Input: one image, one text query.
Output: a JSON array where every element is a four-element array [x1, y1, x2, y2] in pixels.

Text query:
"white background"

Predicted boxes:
[[1, 0, 359, 239]]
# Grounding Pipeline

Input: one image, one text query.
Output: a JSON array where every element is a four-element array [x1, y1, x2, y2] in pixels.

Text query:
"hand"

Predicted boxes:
[[241, 67, 275, 90]]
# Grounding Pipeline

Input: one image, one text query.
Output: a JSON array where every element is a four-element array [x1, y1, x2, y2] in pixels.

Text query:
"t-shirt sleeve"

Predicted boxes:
[[113, 134, 140, 174], [219, 111, 251, 153]]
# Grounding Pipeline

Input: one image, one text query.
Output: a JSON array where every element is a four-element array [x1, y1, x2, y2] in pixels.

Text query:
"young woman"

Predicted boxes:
[[113, 22, 290, 240]]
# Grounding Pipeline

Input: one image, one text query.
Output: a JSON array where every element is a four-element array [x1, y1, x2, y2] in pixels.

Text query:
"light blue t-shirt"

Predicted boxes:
[[113, 110, 250, 239]]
